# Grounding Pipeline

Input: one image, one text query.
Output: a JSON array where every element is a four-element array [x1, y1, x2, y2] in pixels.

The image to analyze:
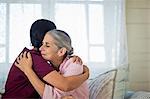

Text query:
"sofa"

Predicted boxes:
[[0, 64, 128, 99], [88, 64, 128, 99]]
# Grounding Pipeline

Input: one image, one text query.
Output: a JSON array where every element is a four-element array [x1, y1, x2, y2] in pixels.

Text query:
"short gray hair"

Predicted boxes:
[[46, 29, 73, 56]]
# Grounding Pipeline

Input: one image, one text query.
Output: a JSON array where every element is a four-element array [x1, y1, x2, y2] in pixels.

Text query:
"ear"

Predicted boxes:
[[57, 47, 67, 57]]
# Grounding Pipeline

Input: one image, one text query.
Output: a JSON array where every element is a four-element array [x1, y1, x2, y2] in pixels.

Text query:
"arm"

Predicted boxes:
[[18, 66, 88, 96], [15, 51, 89, 96], [24, 68, 45, 96], [43, 65, 89, 91]]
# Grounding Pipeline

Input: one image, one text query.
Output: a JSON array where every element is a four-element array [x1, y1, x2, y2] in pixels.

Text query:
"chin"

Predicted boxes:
[[43, 57, 50, 61], [41, 55, 47, 60]]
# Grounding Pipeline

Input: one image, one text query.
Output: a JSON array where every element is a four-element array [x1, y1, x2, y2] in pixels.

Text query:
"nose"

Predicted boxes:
[[39, 45, 44, 51]]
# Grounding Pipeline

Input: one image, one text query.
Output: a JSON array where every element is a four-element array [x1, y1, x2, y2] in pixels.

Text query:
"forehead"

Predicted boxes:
[[43, 33, 55, 42]]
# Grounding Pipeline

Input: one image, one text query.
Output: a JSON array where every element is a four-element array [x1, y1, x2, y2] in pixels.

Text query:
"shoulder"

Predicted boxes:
[[65, 58, 83, 69], [22, 47, 50, 67], [61, 58, 83, 76]]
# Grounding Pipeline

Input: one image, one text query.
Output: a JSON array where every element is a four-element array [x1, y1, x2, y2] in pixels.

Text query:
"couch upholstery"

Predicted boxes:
[[88, 64, 128, 99], [88, 69, 117, 99], [0, 64, 128, 99]]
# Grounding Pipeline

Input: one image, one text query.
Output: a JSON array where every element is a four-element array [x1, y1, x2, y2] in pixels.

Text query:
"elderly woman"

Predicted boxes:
[[15, 29, 89, 99]]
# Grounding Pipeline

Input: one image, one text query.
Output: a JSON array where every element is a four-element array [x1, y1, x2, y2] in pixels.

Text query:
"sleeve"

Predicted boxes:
[[31, 52, 55, 79], [43, 84, 55, 99], [63, 62, 83, 77], [34, 61, 55, 79]]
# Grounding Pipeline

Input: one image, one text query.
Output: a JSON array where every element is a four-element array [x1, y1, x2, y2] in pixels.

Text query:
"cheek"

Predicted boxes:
[[49, 50, 59, 58], [46, 49, 56, 57]]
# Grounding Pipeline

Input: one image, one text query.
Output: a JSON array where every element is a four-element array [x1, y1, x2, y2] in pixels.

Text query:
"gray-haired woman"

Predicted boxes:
[[16, 29, 89, 99]]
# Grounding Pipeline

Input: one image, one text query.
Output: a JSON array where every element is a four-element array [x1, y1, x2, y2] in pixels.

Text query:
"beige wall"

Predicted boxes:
[[126, 0, 150, 91]]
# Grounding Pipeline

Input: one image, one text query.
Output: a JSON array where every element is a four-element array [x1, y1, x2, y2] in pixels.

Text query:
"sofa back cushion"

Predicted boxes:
[[113, 64, 128, 99], [88, 69, 117, 99]]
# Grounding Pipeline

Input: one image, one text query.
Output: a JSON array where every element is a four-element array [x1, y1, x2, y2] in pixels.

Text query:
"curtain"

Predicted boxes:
[[0, 0, 128, 79], [114, 0, 128, 66], [87, 0, 128, 78]]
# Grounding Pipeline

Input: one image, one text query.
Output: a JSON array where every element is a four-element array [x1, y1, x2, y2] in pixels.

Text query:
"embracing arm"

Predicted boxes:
[[22, 66, 89, 96], [15, 51, 89, 96], [43, 65, 89, 92], [24, 69, 45, 96]]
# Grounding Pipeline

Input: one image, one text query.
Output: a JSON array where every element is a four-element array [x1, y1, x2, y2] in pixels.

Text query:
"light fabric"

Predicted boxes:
[[130, 91, 150, 99], [0, 0, 127, 98], [43, 58, 89, 99], [113, 64, 129, 99], [88, 69, 117, 99], [88, 64, 128, 99], [113, 0, 128, 66], [0, 0, 128, 82]]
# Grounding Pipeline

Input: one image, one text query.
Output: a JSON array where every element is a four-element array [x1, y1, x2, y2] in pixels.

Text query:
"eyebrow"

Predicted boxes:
[[45, 42, 49, 44], [45, 41, 55, 45]]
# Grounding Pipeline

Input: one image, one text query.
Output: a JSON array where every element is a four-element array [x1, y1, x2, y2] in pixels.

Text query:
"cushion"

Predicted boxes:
[[88, 69, 117, 99], [113, 64, 129, 99], [130, 91, 150, 99]]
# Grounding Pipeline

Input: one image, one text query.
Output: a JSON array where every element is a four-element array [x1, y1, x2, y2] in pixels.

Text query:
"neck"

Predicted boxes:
[[51, 56, 64, 70], [33, 47, 38, 51]]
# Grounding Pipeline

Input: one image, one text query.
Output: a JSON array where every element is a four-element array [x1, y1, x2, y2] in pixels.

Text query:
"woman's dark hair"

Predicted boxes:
[[30, 19, 56, 49]]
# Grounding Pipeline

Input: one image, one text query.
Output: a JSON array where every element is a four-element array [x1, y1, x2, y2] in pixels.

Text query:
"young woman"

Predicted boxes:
[[15, 29, 89, 99]]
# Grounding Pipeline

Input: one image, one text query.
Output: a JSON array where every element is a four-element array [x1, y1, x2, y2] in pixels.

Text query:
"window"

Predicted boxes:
[[0, 0, 126, 78], [0, 3, 6, 63], [55, 0, 105, 63], [0, 0, 47, 71], [9, 4, 42, 62], [54, 0, 118, 78]]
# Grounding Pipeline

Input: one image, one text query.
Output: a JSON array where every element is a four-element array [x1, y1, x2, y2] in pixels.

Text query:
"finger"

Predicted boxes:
[[20, 53, 23, 59], [67, 96, 74, 99], [15, 62, 23, 71], [77, 56, 82, 64], [75, 56, 80, 64], [16, 57, 20, 63], [15, 62, 21, 68], [83, 65, 86, 72], [27, 52, 31, 59], [15, 62, 19, 67], [76, 56, 80, 63], [83, 65, 89, 72], [79, 58, 83, 64], [23, 51, 27, 58], [72, 56, 76, 63]]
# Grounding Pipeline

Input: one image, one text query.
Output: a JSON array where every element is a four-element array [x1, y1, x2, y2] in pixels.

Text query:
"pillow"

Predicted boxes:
[[113, 64, 129, 99], [130, 91, 150, 99], [88, 69, 117, 99]]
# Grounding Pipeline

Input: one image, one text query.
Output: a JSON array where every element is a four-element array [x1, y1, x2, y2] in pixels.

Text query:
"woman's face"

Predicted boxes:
[[39, 33, 59, 61]]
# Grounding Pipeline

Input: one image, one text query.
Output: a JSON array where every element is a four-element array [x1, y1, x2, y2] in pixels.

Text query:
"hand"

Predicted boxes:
[[70, 55, 83, 64], [83, 65, 89, 79], [15, 51, 33, 73], [61, 95, 74, 99]]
